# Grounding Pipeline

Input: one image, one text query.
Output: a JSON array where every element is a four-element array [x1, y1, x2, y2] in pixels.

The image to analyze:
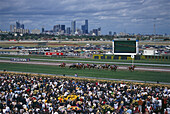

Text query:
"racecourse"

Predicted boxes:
[[0, 60, 170, 72], [0, 60, 170, 83], [0, 55, 170, 83], [0, 56, 170, 67]]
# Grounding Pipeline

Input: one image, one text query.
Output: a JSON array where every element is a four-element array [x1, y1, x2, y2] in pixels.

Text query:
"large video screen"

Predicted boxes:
[[114, 41, 136, 53]]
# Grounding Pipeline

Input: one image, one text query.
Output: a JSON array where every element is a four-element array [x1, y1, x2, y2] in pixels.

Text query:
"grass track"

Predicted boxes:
[[0, 62, 169, 83]]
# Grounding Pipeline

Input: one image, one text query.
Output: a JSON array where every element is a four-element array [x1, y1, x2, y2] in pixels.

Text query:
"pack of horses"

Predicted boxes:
[[59, 63, 136, 72]]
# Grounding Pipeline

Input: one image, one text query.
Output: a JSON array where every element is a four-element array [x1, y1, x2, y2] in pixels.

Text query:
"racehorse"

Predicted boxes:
[[101, 64, 110, 70], [109, 65, 118, 71], [95, 64, 102, 70], [89, 64, 97, 69], [76, 63, 84, 69], [83, 64, 90, 70], [59, 63, 66, 67], [128, 65, 136, 72], [69, 64, 77, 69]]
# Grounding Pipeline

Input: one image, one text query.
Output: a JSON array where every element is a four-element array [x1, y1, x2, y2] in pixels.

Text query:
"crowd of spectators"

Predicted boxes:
[[0, 72, 169, 114]]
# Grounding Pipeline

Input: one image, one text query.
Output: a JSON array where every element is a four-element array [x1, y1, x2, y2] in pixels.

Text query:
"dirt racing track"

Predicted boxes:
[[0, 60, 170, 72]]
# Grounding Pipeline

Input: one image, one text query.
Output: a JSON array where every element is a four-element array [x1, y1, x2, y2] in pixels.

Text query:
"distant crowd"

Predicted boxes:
[[0, 73, 169, 114]]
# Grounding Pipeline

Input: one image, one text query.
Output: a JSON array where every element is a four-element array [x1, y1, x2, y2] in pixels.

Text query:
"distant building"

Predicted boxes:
[[98, 27, 101, 36], [76, 28, 81, 35], [92, 29, 98, 36], [81, 25, 85, 34], [53, 24, 60, 32], [42, 27, 45, 33], [11, 21, 24, 31], [21, 24, 24, 29], [13, 29, 29, 34], [31, 29, 40, 34], [66, 27, 71, 34], [10, 25, 15, 32], [119, 32, 127, 36], [71, 20, 76, 34], [10, 21, 28, 34], [81, 20, 88, 34], [16, 21, 20, 29], [109, 31, 112, 36], [0, 30, 9, 34], [85, 20, 88, 34], [61, 25, 65, 33]]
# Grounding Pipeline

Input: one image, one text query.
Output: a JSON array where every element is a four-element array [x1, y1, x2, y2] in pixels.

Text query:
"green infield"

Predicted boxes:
[[0, 62, 169, 83]]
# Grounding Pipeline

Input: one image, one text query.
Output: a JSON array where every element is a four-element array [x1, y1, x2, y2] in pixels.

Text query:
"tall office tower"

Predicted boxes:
[[66, 27, 71, 34], [16, 21, 20, 29], [81, 25, 85, 34], [42, 27, 45, 33], [21, 24, 24, 29], [92, 29, 98, 36], [109, 31, 112, 36], [85, 20, 88, 34], [98, 27, 101, 36], [71, 20, 76, 34], [10, 25, 14, 32], [61, 25, 65, 33], [53, 24, 60, 32], [113, 32, 117, 36]]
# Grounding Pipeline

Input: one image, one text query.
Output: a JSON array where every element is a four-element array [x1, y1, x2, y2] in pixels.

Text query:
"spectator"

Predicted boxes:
[[0, 72, 169, 113], [75, 73, 78, 77]]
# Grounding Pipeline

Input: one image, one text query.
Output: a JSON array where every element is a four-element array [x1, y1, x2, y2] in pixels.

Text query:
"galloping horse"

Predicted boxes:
[[89, 64, 97, 69], [110, 65, 118, 71], [128, 65, 136, 72], [59, 63, 66, 67], [83, 64, 90, 70], [101, 64, 110, 70], [69, 64, 77, 69], [76, 63, 84, 69], [95, 64, 102, 70]]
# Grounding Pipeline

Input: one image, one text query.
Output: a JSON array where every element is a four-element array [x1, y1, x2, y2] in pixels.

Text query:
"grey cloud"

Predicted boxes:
[[0, 0, 169, 34]]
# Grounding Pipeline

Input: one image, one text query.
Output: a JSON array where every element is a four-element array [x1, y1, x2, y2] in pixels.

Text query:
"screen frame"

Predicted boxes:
[[112, 39, 139, 55]]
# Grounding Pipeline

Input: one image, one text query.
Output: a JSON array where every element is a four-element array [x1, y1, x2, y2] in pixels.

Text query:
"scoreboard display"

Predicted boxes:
[[113, 39, 138, 55]]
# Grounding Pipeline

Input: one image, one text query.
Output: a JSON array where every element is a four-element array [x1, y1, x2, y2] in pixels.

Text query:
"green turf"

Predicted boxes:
[[0, 62, 169, 83]]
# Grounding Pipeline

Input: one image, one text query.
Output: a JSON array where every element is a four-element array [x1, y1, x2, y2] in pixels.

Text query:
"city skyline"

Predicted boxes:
[[0, 0, 170, 35]]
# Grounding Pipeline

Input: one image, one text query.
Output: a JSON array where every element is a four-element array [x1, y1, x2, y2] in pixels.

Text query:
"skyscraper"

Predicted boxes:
[[21, 24, 24, 29], [109, 31, 112, 36], [66, 27, 71, 34], [53, 24, 60, 32], [61, 25, 65, 33], [42, 27, 45, 33], [98, 27, 101, 36], [85, 20, 88, 34], [81, 25, 85, 34], [71, 20, 76, 34], [92, 29, 98, 36], [10, 25, 14, 32], [81, 20, 88, 35], [16, 21, 20, 29]]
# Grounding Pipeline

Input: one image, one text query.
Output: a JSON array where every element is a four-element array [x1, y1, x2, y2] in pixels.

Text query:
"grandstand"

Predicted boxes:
[[0, 72, 169, 113]]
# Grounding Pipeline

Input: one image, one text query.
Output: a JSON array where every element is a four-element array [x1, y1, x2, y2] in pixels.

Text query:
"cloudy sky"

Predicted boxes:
[[0, 0, 170, 35]]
